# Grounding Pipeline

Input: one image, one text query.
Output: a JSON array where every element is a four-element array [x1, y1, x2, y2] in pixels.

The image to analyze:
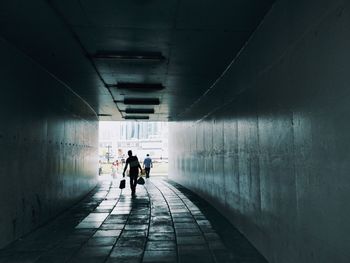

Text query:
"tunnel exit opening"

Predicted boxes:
[[98, 121, 169, 179]]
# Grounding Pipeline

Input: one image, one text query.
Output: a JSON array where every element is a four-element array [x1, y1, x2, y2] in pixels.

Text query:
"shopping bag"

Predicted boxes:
[[140, 169, 146, 176], [137, 177, 145, 185], [119, 179, 126, 189]]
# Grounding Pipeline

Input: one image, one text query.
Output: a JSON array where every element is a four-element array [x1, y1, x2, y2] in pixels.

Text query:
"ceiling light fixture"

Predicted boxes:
[[93, 51, 165, 61], [123, 98, 160, 105], [124, 115, 150, 120], [107, 83, 165, 91], [125, 108, 155, 114]]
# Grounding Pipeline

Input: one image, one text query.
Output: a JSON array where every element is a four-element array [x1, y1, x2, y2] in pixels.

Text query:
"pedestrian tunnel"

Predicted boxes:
[[1, 1, 350, 262]]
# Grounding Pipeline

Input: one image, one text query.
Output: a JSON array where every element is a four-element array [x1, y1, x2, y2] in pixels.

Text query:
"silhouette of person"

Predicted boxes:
[[143, 154, 153, 179], [123, 150, 142, 195], [98, 160, 103, 176]]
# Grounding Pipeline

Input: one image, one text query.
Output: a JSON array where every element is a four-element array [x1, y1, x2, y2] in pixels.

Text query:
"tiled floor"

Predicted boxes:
[[0, 178, 267, 263]]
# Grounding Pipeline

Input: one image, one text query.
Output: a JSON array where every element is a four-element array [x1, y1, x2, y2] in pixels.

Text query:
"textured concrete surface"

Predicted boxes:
[[169, 0, 350, 262], [0, 37, 98, 248], [0, 177, 267, 263], [0, 0, 274, 121]]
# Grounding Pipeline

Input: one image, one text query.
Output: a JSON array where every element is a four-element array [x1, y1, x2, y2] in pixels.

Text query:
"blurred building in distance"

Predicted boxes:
[[99, 122, 168, 163]]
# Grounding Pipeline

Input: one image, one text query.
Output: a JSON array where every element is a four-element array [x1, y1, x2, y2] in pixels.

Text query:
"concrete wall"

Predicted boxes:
[[169, 0, 350, 262], [0, 37, 98, 248]]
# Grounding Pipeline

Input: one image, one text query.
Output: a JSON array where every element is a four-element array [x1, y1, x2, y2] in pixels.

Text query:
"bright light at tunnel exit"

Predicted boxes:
[[98, 121, 169, 177]]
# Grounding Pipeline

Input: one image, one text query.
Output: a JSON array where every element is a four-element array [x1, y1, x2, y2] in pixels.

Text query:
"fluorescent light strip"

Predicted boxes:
[[124, 115, 150, 120], [125, 108, 155, 114], [114, 83, 165, 91], [123, 98, 160, 105], [93, 51, 165, 61]]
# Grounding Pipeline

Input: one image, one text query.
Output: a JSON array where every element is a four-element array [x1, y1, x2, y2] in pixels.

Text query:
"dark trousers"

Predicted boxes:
[[130, 174, 138, 193], [145, 167, 151, 178]]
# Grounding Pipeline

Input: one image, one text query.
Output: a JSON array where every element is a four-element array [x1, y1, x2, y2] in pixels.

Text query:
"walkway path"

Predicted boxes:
[[0, 178, 267, 263]]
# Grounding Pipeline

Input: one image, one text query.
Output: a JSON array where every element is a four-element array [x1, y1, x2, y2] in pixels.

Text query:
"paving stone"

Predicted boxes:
[[172, 217, 196, 223], [86, 237, 118, 247], [150, 221, 173, 228], [142, 250, 177, 263], [116, 237, 146, 248], [120, 230, 148, 238], [151, 210, 171, 218], [170, 209, 189, 213], [168, 204, 186, 208], [111, 210, 131, 215], [94, 208, 114, 213], [128, 218, 150, 224], [149, 225, 174, 233], [84, 213, 110, 220], [146, 241, 176, 251], [177, 236, 206, 245], [99, 201, 117, 206], [104, 219, 128, 225], [151, 216, 172, 223], [178, 250, 213, 263], [110, 246, 143, 258], [130, 209, 150, 215], [178, 244, 208, 252], [100, 223, 125, 230], [148, 232, 176, 241], [125, 224, 148, 231], [107, 215, 129, 219], [93, 230, 122, 237], [114, 207, 132, 211], [151, 206, 169, 211], [174, 223, 199, 229], [175, 227, 202, 236], [171, 213, 192, 218], [129, 214, 149, 220], [75, 221, 103, 229]]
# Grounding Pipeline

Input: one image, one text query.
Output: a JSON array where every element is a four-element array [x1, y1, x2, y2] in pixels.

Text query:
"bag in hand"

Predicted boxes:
[[119, 179, 126, 189], [137, 177, 145, 185]]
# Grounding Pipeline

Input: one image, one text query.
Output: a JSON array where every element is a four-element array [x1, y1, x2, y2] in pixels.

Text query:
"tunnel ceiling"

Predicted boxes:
[[0, 0, 274, 121]]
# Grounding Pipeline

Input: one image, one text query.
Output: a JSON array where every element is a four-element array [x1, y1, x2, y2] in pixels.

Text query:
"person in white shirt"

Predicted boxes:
[[143, 154, 153, 179]]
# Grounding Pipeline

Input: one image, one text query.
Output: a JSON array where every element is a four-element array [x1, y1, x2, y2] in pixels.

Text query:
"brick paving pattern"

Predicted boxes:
[[0, 178, 267, 263]]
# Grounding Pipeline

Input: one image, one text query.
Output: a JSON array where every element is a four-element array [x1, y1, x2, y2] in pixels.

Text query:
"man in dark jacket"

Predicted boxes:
[[123, 150, 142, 195]]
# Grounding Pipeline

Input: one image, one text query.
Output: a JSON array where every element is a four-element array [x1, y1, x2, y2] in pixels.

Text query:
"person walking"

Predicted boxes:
[[111, 161, 118, 179], [98, 160, 103, 176], [143, 154, 153, 179], [123, 150, 142, 196]]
